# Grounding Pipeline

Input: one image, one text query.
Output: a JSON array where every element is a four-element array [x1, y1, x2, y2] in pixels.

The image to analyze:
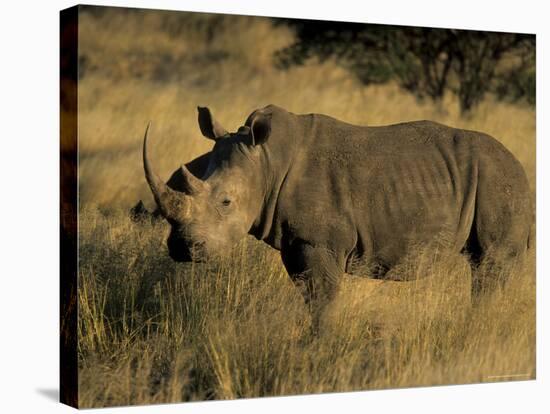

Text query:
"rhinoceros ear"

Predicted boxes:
[[197, 106, 228, 141], [248, 112, 272, 146]]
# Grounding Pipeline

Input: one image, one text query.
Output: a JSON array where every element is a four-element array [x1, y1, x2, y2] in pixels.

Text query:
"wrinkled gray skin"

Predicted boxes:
[[140, 105, 533, 332]]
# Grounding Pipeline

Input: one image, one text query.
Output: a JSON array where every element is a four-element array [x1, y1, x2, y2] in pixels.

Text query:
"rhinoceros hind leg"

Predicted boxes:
[[469, 169, 532, 299]]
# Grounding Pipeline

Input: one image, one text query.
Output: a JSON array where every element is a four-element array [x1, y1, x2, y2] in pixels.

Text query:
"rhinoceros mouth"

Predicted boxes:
[[168, 248, 208, 263], [167, 238, 207, 263], [168, 249, 195, 263]]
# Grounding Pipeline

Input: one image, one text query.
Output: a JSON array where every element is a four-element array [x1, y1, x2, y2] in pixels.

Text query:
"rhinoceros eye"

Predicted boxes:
[[217, 192, 232, 211]]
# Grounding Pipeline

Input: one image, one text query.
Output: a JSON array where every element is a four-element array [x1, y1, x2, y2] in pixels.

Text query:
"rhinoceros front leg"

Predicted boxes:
[[281, 242, 344, 335]]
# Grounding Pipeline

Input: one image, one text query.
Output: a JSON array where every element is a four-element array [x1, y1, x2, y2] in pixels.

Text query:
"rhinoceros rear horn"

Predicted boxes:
[[179, 164, 207, 195], [143, 123, 186, 218]]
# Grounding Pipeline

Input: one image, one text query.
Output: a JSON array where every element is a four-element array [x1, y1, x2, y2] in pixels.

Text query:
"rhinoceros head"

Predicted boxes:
[[143, 106, 271, 262]]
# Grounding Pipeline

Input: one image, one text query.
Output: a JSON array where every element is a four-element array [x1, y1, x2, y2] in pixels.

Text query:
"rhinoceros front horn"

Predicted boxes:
[[143, 123, 186, 218]]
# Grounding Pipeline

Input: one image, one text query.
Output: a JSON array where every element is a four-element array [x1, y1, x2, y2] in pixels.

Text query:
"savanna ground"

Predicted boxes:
[[76, 7, 536, 408]]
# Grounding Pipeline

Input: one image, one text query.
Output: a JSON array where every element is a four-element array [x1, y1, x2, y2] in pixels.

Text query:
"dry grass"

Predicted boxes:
[[75, 7, 536, 408], [77, 209, 535, 408]]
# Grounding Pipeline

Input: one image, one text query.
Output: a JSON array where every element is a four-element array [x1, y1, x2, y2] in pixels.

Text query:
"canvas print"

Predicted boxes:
[[60, 5, 536, 409]]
